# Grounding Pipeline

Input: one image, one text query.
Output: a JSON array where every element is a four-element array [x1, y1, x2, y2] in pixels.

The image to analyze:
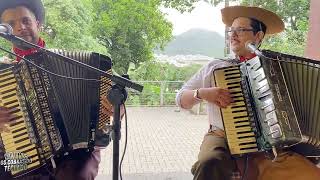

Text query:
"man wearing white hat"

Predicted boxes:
[[176, 5, 320, 180]]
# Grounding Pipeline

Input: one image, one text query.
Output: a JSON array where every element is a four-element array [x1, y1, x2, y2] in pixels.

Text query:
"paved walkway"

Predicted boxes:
[[97, 107, 208, 180]]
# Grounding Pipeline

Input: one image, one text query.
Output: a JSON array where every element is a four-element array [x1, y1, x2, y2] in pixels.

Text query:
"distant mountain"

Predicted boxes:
[[156, 28, 225, 58]]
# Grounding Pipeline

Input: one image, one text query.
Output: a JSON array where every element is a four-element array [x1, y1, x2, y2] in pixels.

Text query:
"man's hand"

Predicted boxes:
[[0, 107, 14, 133], [0, 56, 17, 64], [199, 87, 234, 108]]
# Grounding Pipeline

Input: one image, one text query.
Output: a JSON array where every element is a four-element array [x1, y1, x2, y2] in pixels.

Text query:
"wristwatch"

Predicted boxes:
[[193, 89, 202, 100]]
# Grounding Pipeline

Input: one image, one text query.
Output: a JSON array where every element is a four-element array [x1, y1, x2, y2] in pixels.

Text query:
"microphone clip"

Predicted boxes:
[[245, 41, 263, 57]]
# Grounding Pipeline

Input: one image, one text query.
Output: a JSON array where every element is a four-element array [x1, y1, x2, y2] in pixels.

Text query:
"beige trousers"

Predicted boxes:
[[192, 132, 320, 180]]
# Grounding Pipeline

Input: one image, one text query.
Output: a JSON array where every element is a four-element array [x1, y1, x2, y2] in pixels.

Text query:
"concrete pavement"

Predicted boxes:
[[97, 107, 208, 180]]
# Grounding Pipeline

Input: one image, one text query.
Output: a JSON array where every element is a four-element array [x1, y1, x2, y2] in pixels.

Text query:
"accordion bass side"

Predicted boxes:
[[213, 50, 320, 157], [0, 50, 112, 177]]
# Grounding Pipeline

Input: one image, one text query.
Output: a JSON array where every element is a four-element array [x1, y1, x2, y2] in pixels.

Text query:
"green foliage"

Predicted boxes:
[[240, 0, 310, 31], [262, 23, 308, 56], [161, 0, 199, 12], [142, 83, 161, 106], [249, 0, 310, 56], [128, 59, 202, 81], [0, 39, 11, 57], [126, 59, 202, 106], [92, 0, 173, 74], [42, 0, 107, 53]]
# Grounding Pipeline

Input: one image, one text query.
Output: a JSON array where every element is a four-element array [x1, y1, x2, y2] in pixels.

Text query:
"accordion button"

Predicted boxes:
[[269, 124, 282, 138]]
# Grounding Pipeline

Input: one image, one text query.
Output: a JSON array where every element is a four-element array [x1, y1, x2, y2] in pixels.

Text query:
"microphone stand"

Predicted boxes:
[[0, 33, 143, 180], [107, 83, 127, 180]]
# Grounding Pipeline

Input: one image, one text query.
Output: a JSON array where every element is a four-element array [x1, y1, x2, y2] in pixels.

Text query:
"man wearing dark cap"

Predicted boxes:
[[176, 5, 320, 180], [0, 0, 106, 179], [0, 0, 44, 46]]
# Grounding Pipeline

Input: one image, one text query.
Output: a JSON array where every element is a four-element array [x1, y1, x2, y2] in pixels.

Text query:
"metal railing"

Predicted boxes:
[[126, 81, 185, 106]]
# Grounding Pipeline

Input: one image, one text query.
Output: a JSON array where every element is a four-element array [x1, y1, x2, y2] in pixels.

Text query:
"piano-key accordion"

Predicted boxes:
[[213, 50, 320, 157], [0, 50, 112, 177]]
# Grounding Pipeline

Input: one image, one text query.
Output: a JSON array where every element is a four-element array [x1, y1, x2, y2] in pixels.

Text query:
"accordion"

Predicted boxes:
[[0, 50, 112, 177], [213, 50, 320, 157]]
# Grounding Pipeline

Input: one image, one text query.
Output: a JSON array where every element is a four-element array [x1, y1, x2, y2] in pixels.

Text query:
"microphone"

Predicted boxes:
[[0, 24, 13, 34], [245, 41, 263, 57]]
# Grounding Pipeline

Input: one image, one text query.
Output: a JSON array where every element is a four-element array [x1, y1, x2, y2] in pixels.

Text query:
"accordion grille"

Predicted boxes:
[[41, 50, 112, 149]]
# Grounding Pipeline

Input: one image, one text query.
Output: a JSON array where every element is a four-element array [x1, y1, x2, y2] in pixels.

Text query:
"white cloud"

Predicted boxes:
[[161, 1, 226, 36]]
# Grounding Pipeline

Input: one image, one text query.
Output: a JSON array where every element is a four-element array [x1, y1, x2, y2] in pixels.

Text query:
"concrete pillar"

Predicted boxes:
[[305, 0, 320, 60]]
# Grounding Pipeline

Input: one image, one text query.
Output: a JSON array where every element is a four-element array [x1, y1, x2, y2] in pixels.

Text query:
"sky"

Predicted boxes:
[[161, 1, 227, 36]]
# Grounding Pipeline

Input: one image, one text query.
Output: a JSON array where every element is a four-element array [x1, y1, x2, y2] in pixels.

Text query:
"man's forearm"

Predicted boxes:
[[179, 89, 201, 109]]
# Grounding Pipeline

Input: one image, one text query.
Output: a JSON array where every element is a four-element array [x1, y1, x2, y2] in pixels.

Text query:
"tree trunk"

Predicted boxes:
[[305, 0, 320, 60]]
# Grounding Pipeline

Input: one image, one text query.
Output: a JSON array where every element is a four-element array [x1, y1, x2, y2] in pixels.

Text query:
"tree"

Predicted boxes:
[[127, 59, 202, 106], [42, 0, 107, 53], [129, 59, 202, 81], [161, 0, 199, 12], [1, 0, 176, 75], [92, 0, 173, 74]]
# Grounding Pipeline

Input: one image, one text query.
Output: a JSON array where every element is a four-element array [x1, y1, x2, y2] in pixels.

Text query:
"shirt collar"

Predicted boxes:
[[238, 53, 257, 62]]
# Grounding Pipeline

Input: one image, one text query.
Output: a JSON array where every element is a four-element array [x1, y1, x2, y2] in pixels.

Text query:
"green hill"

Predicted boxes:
[[157, 28, 225, 58]]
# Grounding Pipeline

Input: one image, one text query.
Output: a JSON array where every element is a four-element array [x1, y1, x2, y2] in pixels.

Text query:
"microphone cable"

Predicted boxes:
[[119, 104, 128, 180]]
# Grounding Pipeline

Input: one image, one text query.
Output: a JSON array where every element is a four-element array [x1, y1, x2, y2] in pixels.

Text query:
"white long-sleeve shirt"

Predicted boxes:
[[176, 58, 240, 130]]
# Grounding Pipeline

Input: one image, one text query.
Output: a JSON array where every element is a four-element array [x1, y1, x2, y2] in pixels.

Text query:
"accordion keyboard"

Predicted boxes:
[[0, 68, 40, 175], [214, 65, 258, 155]]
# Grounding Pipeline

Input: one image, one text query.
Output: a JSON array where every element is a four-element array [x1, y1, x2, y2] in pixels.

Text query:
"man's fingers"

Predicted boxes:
[[219, 102, 229, 108], [219, 101, 228, 108], [214, 100, 225, 108], [221, 89, 235, 100], [0, 117, 11, 123], [0, 106, 23, 133], [222, 96, 233, 105], [0, 107, 18, 119], [215, 93, 234, 108], [0, 124, 10, 133], [217, 94, 233, 106]]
